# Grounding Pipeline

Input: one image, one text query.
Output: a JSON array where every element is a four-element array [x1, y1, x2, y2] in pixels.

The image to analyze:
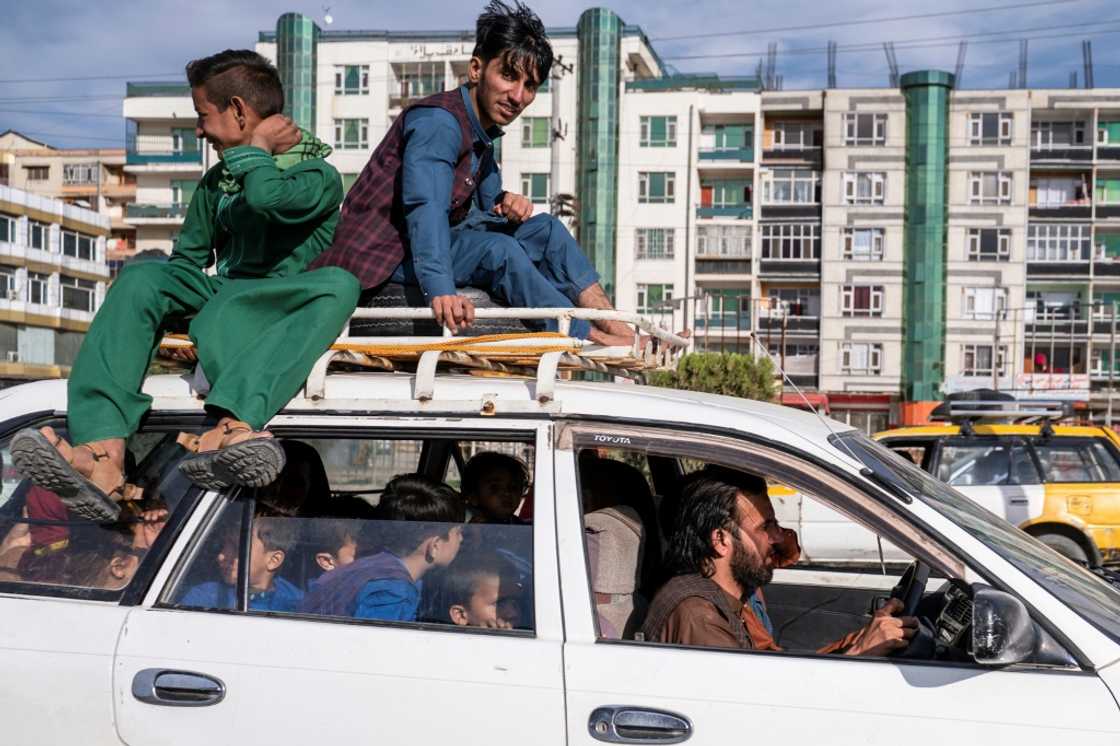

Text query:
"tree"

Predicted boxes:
[[647, 352, 778, 401]]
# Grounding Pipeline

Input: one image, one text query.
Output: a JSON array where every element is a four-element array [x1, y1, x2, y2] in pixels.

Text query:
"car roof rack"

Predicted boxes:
[[160, 306, 689, 408], [930, 399, 1070, 425]]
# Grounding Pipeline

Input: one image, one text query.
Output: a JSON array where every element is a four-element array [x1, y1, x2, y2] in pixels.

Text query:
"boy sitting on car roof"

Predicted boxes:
[[12, 50, 360, 522]]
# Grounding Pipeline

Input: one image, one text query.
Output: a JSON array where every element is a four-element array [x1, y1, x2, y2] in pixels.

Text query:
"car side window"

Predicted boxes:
[[163, 436, 535, 634], [936, 441, 1011, 486], [1032, 439, 1120, 483], [0, 424, 198, 598]]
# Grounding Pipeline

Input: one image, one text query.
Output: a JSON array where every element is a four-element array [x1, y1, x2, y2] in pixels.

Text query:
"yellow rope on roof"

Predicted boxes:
[[160, 331, 582, 358]]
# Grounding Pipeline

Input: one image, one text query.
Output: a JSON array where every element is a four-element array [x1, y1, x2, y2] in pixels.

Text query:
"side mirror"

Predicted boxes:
[[972, 586, 1038, 666]]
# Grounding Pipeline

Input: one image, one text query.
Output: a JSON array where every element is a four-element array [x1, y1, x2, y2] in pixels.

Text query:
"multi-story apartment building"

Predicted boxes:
[[119, 8, 1120, 429], [0, 185, 110, 384], [0, 131, 136, 275]]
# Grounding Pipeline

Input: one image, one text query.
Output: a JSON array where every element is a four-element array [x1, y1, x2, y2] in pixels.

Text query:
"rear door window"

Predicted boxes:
[[934, 438, 1040, 486], [1031, 439, 1120, 483]]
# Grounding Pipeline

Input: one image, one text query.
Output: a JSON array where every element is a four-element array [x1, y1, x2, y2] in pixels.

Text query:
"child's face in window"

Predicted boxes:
[[315, 535, 358, 573], [216, 526, 282, 592], [471, 469, 525, 521], [449, 572, 522, 629]]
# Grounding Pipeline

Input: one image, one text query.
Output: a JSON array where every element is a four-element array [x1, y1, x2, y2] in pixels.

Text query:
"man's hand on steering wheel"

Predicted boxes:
[[843, 598, 919, 657], [430, 294, 475, 334]]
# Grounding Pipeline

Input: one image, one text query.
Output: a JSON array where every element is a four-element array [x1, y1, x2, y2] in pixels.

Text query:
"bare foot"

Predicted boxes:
[[577, 283, 633, 339]]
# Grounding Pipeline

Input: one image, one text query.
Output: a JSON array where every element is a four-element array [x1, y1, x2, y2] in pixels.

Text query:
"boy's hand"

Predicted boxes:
[[250, 115, 301, 155], [431, 294, 475, 334], [493, 192, 533, 223]]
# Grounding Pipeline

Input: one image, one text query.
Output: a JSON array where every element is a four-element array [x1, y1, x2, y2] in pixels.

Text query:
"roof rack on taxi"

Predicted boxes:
[[160, 307, 689, 406], [930, 399, 1070, 425]]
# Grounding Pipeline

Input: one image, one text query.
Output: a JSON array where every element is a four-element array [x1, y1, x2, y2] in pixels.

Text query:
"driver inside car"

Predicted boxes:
[[643, 466, 918, 655]]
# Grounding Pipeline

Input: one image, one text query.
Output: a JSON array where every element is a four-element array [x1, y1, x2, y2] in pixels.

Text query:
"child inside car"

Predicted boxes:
[[298, 474, 464, 621], [180, 515, 303, 612], [461, 451, 530, 524], [443, 550, 524, 629]]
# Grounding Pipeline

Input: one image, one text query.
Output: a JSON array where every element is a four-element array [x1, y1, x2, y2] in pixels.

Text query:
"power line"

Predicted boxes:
[[649, 0, 1084, 42], [0, 109, 124, 119], [663, 19, 1120, 61], [0, 73, 182, 85]]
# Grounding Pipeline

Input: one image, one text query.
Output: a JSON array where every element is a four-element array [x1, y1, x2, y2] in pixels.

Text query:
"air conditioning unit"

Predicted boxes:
[[6, 351, 19, 363]]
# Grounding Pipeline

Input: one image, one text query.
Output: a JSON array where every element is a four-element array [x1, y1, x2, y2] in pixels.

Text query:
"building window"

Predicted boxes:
[[334, 65, 370, 95], [962, 287, 1008, 320], [702, 288, 750, 326], [771, 121, 822, 149], [640, 116, 677, 147], [700, 180, 752, 208], [171, 179, 197, 208], [637, 283, 674, 314], [767, 287, 820, 317], [696, 225, 750, 258], [1026, 223, 1092, 261], [961, 344, 1007, 377], [842, 172, 886, 205], [967, 228, 1011, 261], [638, 172, 675, 204], [841, 342, 883, 375], [61, 230, 96, 261], [843, 228, 885, 261], [520, 173, 550, 204], [393, 62, 443, 103], [1031, 175, 1089, 207], [968, 112, 1013, 146], [333, 119, 369, 150], [0, 213, 13, 243], [28, 220, 48, 251], [62, 162, 98, 185], [171, 128, 199, 154], [1097, 177, 1120, 205], [1031, 120, 1088, 149], [0, 266, 14, 299], [25, 166, 49, 181], [763, 169, 819, 204], [520, 117, 550, 148], [843, 113, 887, 146], [1100, 121, 1120, 145], [700, 123, 750, 153], [635, 228, 675, 260], [61, 276, 96, 312], [968, 171, 1012, 205], [760, 223, 820, 260], [841, 285, 884, 317], [1028, 290, 1079, 320], [27, 272, 49, 305]]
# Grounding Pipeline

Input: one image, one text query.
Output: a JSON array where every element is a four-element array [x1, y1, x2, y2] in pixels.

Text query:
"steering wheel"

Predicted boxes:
[[889, 559, 930, 617]]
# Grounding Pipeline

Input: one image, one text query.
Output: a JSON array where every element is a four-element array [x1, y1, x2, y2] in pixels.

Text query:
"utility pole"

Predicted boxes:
[[827, 41, 837, 89], [993, 303, 1002, 392], [1109, 301, 1116, 427], [954, 41, 967, 88], [779, 300, 788, 376], [1083, 40, 1095, 89], [549, 55, 574, 223], [883, 42, 899, 88]]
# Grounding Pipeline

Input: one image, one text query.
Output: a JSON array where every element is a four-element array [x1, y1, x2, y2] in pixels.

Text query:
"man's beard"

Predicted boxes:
[[730, 534, 772, 591]]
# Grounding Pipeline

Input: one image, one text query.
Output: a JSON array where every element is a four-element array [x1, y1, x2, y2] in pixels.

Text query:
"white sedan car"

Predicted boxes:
[[1, 371, 1119, 745]]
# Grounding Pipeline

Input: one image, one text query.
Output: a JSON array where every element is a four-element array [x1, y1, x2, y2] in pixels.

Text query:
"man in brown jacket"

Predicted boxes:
[[643, 466, 917, 655]]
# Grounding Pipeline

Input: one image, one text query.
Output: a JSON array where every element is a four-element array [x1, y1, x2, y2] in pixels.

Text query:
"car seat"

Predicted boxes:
[[585, 506, 647, 640]]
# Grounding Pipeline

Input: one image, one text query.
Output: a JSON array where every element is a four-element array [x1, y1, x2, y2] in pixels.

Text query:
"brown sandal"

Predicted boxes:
[[9, 428, 134, 522], [177, 419, 286, 491]]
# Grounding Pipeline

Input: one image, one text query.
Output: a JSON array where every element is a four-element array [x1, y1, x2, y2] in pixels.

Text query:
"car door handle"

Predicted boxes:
[[589, 706, 692, 744], [132, 669, 226, 707]]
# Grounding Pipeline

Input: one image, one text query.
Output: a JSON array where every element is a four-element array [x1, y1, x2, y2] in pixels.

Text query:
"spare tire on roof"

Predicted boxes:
[[348, 283, 532, 337]]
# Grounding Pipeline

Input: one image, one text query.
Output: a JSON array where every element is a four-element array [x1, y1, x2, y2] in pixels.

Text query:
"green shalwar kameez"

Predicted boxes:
[[67, 141, 360, 444]]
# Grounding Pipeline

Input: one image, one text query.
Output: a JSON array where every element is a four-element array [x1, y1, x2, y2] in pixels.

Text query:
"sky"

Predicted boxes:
[[1, 0, 1119, 149]]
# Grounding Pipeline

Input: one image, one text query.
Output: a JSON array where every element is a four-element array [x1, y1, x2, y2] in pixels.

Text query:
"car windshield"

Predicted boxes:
[[831, 430, 1120, 646]]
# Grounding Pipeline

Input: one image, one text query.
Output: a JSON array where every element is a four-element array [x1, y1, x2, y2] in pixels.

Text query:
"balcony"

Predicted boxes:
[[126, 149, 201, 166], [698, 146, 754, 163], [1030, 146, 1093, 164], [1100, 147, 1120, 162], [1026, 257, 1091, 278], [761, 146, 822, 167], [759, 258, 821, 277], [757, 314, 820, 335], [1025, 309, 1090, 338], [125, 203, 188, 223], [696, 205, 752, 220]]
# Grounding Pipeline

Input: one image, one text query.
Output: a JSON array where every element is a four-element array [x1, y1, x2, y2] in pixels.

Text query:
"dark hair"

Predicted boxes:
[[473, 1, 553, 86], [256, 440, 332, 518], [376, 474, 465, 556], [305, 518, 362, 557], [443, 550, 508, 610], [186, 49, 284, 118], [255, 516, 301, 556], [664, 467, 768, 578], [461, 451, 529, 496]]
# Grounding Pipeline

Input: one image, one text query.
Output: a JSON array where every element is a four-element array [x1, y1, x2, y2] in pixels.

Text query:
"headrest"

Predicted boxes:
[[585, 506, 645, 595]]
